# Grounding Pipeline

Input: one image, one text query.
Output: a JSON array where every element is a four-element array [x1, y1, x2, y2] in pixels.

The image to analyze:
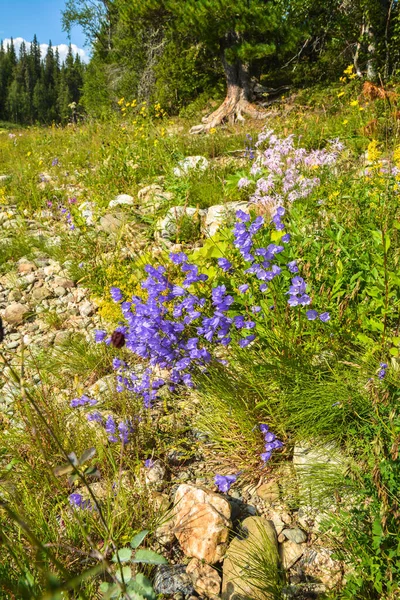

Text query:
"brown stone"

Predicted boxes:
[[257, 481, 280, 503], [173, 484, 231, 564], [3, 303, 28, 325], [279, 540, 305, 570]]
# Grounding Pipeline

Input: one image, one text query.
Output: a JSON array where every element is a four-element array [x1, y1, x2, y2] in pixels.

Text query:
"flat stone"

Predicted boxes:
[[222, 516, 279, 600], [282, 527, 307, 544], [173, 484, 231, 564], [279, 540, 305, 570], [31, 286, 52, 302], [54, 286, 67, 297], [3, 303, 28, 325]]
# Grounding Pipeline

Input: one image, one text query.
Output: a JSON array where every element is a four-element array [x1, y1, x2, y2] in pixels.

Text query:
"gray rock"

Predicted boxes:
[[153, 565, 194, 596], [3, 303, 28, 325], [282, 528, 307, 544], [78, 201, 95, 225], [108, 193, 134, 208]]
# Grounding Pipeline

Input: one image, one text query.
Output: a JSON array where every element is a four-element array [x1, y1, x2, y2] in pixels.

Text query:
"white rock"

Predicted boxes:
[[0, 174, 11, 182], [108, 193, 134, 208], [174, 156, 209, 177]]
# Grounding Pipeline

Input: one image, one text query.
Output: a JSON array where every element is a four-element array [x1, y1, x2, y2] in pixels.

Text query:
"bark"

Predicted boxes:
[[190, 43, 266, 134]]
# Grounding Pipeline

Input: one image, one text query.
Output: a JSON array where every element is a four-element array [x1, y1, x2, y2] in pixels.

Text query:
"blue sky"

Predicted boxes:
[[0, 0, 89, 61]]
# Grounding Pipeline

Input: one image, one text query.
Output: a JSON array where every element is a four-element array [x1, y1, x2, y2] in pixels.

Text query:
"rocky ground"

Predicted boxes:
[[0, 159, 346, 599]]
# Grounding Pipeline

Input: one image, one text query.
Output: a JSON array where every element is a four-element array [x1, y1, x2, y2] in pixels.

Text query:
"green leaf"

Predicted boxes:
[[389, 347, 399, 356], [130, 530, 149, 549], [112, 547, 132, 563], [132, 549, 167, 565], [78, 447, 96, 464], [116, 565, 132, 583]]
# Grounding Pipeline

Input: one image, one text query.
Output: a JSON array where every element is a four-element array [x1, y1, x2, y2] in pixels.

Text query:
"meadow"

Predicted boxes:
[[1, 74, 400, 600]]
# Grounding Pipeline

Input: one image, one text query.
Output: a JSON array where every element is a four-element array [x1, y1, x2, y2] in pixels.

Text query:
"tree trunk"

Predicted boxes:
[[190, 42, 266, 134]]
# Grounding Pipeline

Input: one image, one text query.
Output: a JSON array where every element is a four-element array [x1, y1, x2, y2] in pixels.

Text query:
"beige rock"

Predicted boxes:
[[18, 261, 36, 274], [187, 558, 221, 597], [173, 484, 231, 564], [3, 303, 28, 325], [257, 481, 280, 504], [279, 540, 305, 569], [222, 516, 280, 600]]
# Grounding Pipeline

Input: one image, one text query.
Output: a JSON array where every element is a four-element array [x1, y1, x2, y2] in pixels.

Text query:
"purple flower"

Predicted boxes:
[[378, 369, 386, 380], [282, 233, 291, 243], [110, 287, 123, 302], [87, 411, 103, 423], [287, 261, 299, 274], [259, 284, 268, 292], [218, 258, 233, 272], [215, 474, 237, 493], [261, 451, 272, 462], [169, 252, 188, 265], [306, 310, 318, 321], [144, 459, 154, 468], [236, 209, 250, 222], [94, 329, 107, 343], [52, 158, 59, 167], [238, 284, 249, 294], [260, 424, 269, 433], [319, 312, 330, 323], [69, 493, 91, 510], [239, 335, 255, 348]]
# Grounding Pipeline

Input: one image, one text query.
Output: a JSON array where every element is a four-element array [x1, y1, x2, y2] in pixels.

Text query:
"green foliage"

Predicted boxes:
[[0, 36, 84, 125]]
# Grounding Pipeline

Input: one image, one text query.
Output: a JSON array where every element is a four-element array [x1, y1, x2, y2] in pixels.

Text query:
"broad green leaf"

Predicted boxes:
[[116, 565, 132, 583], [130, 530, 149, 549], [389, 347, 399, 356], [132, 549, 167, 564], [112, 547, 132, 563]]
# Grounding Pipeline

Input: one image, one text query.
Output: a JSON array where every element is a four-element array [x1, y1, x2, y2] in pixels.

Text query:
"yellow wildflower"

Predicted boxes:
[[366, 139, 381, 162], [342, 119, 349, 125], [209, 128, 217, 135], [350, 100, 358, 107], [337, 91, 345, 98]]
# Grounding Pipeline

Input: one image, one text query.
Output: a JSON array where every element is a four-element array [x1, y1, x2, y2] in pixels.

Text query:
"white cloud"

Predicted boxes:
[[2, 37, 90, 63]]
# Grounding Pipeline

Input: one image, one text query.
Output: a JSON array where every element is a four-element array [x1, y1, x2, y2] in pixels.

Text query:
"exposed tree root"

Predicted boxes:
[[190, 95, 267, 134]]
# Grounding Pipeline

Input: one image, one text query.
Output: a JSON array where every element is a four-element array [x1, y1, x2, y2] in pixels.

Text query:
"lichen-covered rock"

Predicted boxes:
[[187, 558, 221, 598], [153, 565, 194, 596], [173, 484, 231, 564], [222, 516, 280, 600]]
